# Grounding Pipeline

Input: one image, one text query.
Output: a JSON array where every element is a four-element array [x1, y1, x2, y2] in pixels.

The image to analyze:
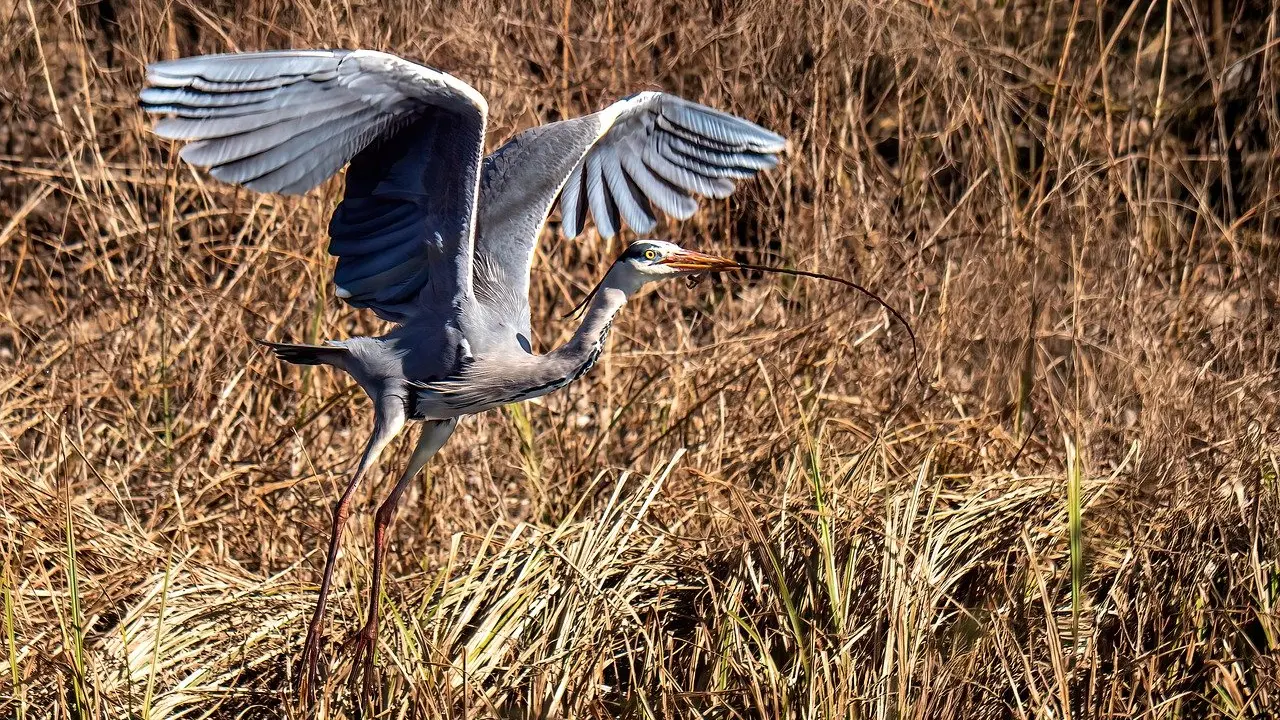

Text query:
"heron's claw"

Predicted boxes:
[[685, 273, 705, 289], [296, 624, 325, 705], [347, 623, 379, 709]]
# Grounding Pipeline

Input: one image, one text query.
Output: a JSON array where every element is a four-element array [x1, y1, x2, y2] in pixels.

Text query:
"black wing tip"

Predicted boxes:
[[147, 48, 351, 69], [137, 99, 181, 116], [658, 93, 789, 153], [255, 339, 294, 358], [256, 339, 348, 366]]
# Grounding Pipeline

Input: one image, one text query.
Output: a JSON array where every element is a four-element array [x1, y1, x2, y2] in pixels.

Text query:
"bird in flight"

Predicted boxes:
[[139, 48, 785, 702]]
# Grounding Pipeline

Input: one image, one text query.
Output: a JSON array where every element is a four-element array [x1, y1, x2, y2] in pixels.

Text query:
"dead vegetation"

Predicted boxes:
[[2, 0, 1278, 717]]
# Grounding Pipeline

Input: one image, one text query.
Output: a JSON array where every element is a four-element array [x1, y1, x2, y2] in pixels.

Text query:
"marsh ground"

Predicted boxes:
[[2, 0, 1278, 717]]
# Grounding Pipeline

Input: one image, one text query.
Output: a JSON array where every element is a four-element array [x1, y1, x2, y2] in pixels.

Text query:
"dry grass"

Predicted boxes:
[[2, 0, 1279, 717]]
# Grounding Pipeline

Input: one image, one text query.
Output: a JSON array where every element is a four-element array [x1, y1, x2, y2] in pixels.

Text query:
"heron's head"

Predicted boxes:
[[612, 240, 737, 287], [569, 239, 739, 319]]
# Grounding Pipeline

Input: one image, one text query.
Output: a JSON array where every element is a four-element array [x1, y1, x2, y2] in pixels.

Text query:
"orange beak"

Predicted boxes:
[[658, 249, 739, 273]]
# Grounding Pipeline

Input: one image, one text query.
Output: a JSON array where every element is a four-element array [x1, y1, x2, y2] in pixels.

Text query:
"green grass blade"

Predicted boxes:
[[1066, 432, 1083, 654], [3, 555, 22, 720], [62, 464, 88, 718], [141, 545, 176, 720]]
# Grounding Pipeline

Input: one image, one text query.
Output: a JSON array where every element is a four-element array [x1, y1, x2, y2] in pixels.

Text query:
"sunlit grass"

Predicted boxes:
[[2, 0, 1279, 717], [3, 557, 22, 720]]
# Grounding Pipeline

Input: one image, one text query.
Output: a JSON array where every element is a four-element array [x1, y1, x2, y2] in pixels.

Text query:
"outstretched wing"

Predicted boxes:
[[141, 49, 488, 322], [472, 92, 785, 349]]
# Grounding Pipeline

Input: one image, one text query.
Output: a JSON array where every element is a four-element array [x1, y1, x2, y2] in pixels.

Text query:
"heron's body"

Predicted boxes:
[[140, 47, 784, 703], [274, 276, 627, 421]]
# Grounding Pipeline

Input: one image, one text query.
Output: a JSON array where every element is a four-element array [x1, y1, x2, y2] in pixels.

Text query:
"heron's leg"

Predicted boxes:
[[297, 397, 405, 702], [350, 418, 457, 699]]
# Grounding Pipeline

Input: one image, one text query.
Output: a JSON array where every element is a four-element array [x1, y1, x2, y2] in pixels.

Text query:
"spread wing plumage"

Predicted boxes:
[[141, 49, 488, 322], [472, 92, 785, 349]]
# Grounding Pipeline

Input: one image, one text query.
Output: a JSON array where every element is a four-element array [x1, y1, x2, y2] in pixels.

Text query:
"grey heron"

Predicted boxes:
[[139, 48, 785, 699]]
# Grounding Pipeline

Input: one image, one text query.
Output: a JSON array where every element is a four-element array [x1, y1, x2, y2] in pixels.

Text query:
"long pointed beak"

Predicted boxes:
[[658, 249, 739, 272]]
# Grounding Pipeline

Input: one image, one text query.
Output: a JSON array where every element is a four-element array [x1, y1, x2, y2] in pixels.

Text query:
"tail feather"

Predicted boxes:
[[256, 340, 349, 369]]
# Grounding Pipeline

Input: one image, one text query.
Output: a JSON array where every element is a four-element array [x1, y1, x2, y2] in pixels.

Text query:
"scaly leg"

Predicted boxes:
[[350, 418, 457, 705], [297, 397, 405, 704]]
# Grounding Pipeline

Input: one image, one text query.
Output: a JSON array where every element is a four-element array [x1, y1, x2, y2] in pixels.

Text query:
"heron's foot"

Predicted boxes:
[[347, 622, 380, 709], [296, 623, 326, 705]]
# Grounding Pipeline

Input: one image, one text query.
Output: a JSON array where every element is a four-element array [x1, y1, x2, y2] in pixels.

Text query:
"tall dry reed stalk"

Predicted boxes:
[[1, 0, 1277, 717]]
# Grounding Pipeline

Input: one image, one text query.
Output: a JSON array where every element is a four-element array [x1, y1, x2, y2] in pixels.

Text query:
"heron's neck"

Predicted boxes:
[[433, 273, 635, 413], [546, 271, 637, 379], [554, 286, 628, 362]]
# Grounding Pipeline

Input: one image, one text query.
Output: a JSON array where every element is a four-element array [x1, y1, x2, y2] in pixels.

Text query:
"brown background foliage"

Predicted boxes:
[[1, 0, 1278, 717]]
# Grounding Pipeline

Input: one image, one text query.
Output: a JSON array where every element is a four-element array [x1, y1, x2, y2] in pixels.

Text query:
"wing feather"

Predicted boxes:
[[335, 237, 427, 290], [657, 136, 756, 179], [551, 92, 783, 239], [465, 92, 783, 353], [585, 148, 620, 238], [214, 109, 384, 190], [156, 94, 366, 145], [603, 137, 657, 233], [142, 49, 488, 323], [559, 162, 589, 239], [656, 102, 784, 151], [663, 135, 780, 172], [620, 150, 697, 219], [642, 143, 735, 199], [144, 84, 348, 126], [198, 107, 379, 185], [327, 203, 420, 254], [140, 86, 287, 113], [147, 50, 343, 83]]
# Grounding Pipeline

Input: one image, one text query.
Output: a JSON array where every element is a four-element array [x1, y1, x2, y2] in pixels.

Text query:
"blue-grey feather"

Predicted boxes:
[[140, 101, 270, 120], [370, 263, 433, 305], [658, 137, 756, 178], [294, 120, 388, 196], [157, 94, 365, 144], [144, 72, 299, 94], [335, 233, 425, 285], [330, 204, 425, 256], [328, 204, 420, 254], [654, 113, 746, 153], [559, 163, 588, 239], [215, 108, 381, 190], [620, 150, 697, 219], [140, 85, 283, 111], [147, 51, 345, 84], [140, 83, 344, 123], [175, 102, 372, 170], [642, 144, 735, 198], [276, 145, 356, 195], [335, 251, 427, 298], [620, 169, 657, 233], [663, 135, 780, 171], [585, 151, 619, 238], [659, 99, 785, 151], [603, 139, 656, 232]]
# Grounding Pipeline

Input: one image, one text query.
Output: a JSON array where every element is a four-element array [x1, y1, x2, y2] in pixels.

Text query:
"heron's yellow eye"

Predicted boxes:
[[643, 249, 657, 260]]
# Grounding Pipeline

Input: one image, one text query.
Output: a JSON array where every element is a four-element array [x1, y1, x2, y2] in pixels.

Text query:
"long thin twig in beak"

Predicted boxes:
[[658, 250, 739, 272], [565, 250, 925, 389], [726, 262, 927, 388]]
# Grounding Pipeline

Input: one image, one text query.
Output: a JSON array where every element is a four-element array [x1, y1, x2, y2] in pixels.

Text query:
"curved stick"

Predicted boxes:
[[728, 262, 926, 388]]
